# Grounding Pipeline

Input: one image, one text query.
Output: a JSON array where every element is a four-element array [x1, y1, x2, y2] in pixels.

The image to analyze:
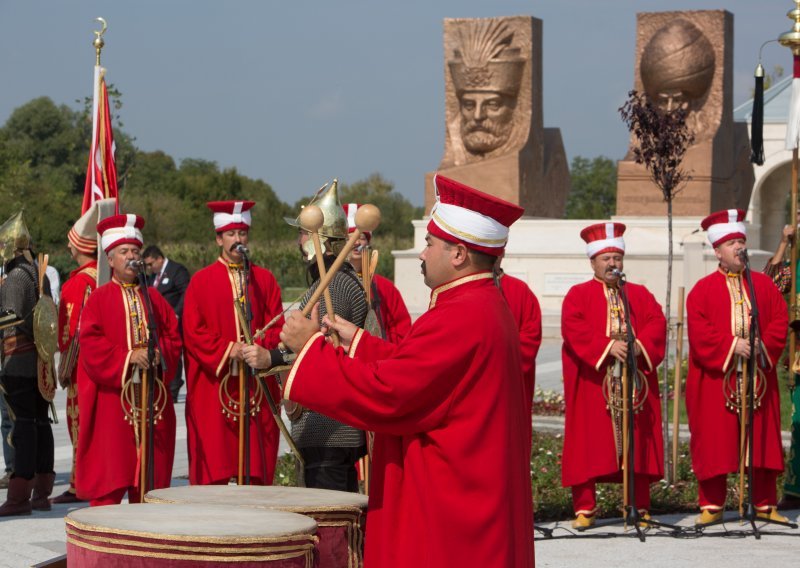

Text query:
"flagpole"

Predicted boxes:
[[93, 17, 107, 65], [780, 3, 800, 386]]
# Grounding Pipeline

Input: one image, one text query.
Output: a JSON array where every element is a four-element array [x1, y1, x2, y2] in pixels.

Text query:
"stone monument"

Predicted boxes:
[[616, 10, 754, 216], [424, 16, 569, 216]]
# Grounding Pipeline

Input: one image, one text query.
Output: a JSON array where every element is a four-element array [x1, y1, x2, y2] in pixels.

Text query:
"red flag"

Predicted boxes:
[[82, 66, 118, 214]]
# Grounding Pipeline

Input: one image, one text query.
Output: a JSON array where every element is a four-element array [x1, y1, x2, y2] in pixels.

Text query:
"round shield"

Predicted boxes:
[[33, 295, 58, 360]]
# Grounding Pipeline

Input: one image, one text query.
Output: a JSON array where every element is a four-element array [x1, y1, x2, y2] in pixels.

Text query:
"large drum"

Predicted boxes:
[[65, 503, 317, 567], [146, 486, 368, 568]]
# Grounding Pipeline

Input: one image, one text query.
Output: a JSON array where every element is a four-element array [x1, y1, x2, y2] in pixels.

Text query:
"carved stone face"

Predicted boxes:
[[459, 91, 517, 155], [640, 19, 715, 112], [447, 19, 524, 159]]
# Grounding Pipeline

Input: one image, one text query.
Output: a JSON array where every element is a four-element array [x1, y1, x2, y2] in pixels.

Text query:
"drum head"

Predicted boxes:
[[67, 503, 317, 538], [146, 485, 368, 512]]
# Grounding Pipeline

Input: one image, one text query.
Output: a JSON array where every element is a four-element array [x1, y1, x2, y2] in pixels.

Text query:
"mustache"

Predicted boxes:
[[421, 262, 426, 275]]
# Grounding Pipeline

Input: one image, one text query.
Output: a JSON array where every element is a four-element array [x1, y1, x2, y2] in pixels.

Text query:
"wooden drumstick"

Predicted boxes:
[[299, 205, 340, 348], [300, 204, 381, 319]]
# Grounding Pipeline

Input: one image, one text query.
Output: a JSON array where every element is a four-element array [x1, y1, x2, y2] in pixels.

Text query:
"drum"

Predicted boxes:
[[65, 503, 317, 567], [146, 486, 368, 568]]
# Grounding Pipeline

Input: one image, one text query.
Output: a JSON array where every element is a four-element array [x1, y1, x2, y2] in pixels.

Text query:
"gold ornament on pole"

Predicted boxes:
[[93, 17, 107, 65], [780, 2, 800, 387]]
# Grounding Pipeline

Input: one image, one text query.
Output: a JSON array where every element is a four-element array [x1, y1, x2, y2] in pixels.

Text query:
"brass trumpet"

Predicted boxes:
[[601, 362, 649, 415], [723, 355, 766, 412], [121, 367, 167, 431]]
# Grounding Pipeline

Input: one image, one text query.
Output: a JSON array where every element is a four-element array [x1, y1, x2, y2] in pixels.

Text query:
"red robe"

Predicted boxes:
[[285, 273, 534, 568], [372, 274, 411, 344], [57, 260, 97, 490], [76, 279, 181, 500], [561, 278, 666, 487], [183, 258, 283, 485], [500, 273, 542, 414], [686, 269, 787, 480]]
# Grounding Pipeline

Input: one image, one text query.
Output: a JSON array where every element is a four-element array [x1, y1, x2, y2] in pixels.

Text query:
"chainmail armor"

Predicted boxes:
[[292, 262, 368, 448], [0, 258, 40, 378]]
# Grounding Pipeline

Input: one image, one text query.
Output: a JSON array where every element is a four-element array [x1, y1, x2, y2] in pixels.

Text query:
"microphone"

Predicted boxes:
[[126, 259, 145, 270], [610, 268, 625, 279], [737, 248, 749, 260], [231, 243, 249, 256]]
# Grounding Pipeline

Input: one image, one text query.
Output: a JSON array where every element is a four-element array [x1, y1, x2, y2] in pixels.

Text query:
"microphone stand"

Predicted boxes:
[[238, 245, 252, 485], [619, 273, 683, 537], [738, 250, 798, 536], [136, 263, 165, 497]]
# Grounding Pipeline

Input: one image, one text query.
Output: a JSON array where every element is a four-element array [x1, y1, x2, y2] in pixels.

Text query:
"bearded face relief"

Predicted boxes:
[[449, 19, 524, 158], [459, 92, 517, 155]]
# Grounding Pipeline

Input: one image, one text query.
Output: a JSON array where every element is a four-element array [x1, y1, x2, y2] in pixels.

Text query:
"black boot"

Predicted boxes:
[[0, 476, 32, 516], [31, 472, 55, 511]]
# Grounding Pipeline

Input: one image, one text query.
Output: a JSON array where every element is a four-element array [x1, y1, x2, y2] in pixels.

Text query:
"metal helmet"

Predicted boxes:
[[286, 179, 348, 259], [0, 210, 32, 264]]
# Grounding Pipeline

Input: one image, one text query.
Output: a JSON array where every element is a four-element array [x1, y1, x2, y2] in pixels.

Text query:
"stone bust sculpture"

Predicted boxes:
[[448, 19, 525, 160], [640, 18, 715, 137]]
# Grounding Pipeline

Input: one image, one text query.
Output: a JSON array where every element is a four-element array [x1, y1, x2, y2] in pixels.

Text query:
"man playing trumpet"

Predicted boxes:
[[561, 222, 666, 528], [687, 209, 788, 523], [183, 201, 284, 486], [75, 214, 181, 505]]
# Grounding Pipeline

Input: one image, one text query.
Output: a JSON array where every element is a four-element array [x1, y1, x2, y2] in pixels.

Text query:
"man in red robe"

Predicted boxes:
[[495, 258, 542, 415], [561, 222, 666, 528], [51, 201, 104, 504], [279, 175, 534, 568], [343, 203, 411, 344], [687, 209, 788, 524], [183, 201, 283, 485], [76, 214, 181, 505]]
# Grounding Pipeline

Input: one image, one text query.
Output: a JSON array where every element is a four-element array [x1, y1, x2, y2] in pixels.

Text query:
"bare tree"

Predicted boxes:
[[619, 90, 694, 482]]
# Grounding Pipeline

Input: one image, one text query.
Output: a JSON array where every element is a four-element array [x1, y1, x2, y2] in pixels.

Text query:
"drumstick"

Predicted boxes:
[[300, 205, 340, 348], [300, 204, 381, 319]]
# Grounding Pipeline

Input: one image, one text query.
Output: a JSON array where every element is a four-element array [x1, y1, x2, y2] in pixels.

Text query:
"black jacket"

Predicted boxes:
[[146, 258, 190, 320]]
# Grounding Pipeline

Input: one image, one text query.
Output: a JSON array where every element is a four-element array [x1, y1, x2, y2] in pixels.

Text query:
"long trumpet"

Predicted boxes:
[[234, 301, 305, 468]]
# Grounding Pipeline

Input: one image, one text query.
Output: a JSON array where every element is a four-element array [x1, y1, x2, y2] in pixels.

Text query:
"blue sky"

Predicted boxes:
[[0, 1, 793, 206]]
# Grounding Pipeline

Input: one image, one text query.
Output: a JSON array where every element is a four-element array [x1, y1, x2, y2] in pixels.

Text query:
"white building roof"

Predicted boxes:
[[733, 74, 792, 123]]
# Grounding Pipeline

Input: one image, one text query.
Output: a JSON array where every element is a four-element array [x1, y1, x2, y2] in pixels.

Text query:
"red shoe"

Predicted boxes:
[[50, 490, 84, 505]]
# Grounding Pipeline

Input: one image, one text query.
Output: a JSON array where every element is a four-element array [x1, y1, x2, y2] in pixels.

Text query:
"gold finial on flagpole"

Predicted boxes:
[[93, 17, 108, 65], [779, 1, 800, 55]]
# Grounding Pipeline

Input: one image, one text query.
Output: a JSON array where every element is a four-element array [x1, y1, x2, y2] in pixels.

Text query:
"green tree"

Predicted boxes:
[[565, 156, 617, 219], [337, 173, 423, 241]]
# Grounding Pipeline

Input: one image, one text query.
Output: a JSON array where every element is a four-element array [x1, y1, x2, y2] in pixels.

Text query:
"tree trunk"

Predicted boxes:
[[662, 198, 674, 483]]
